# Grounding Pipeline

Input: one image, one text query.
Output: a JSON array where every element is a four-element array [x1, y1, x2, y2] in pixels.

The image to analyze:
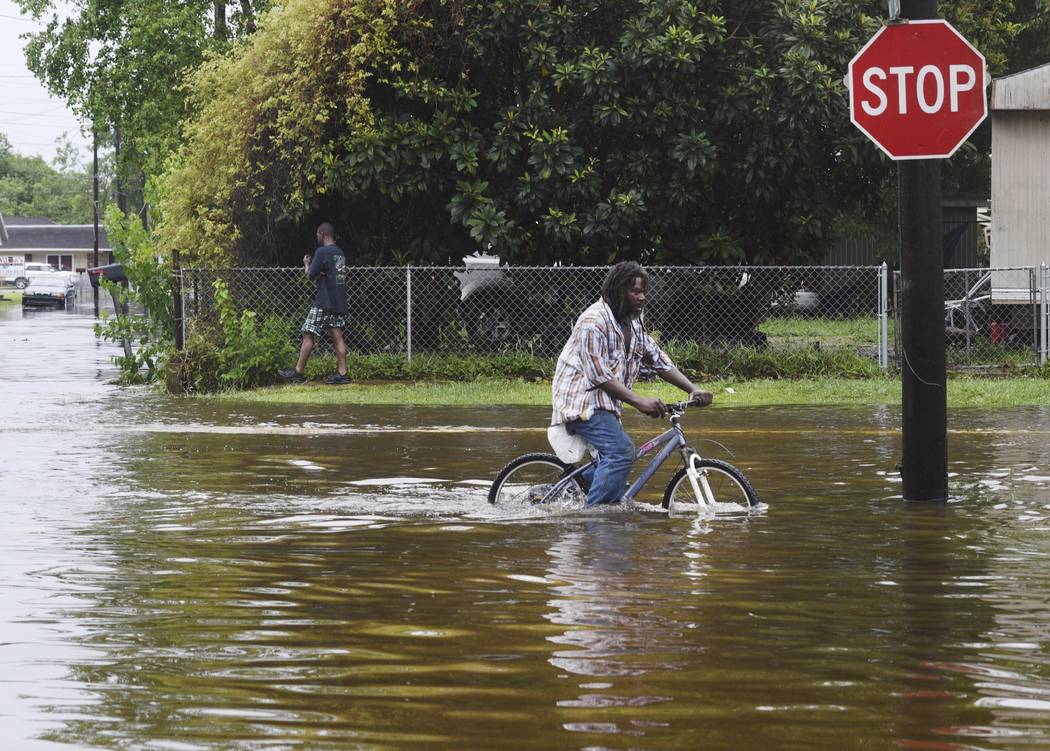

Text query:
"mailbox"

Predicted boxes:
[[87, 263, 127, 289]]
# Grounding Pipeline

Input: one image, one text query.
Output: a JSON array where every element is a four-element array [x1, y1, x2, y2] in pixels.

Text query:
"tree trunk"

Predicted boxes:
[[114, 127, 127, 214], [214, 2, 228, 40], [239, 0, 256, 34]]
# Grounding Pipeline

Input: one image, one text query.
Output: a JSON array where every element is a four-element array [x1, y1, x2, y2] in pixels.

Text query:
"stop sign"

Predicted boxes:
[[848, 20, 988, 160]]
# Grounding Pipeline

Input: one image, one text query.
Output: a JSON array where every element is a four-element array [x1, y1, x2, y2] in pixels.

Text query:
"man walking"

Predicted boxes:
[[551, 261, 712, 505], [278, 222, 351, 385]]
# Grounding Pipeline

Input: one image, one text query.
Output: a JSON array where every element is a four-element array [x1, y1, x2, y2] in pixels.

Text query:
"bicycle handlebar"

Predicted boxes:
[[667, 398, 710, 415]]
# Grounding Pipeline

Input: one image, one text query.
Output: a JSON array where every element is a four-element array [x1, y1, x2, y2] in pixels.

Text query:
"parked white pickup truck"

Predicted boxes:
[[0, 259, 72, 289]]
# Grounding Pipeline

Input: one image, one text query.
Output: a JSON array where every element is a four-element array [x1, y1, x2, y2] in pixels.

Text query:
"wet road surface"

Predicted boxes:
[[2, 305, 1050, 749]]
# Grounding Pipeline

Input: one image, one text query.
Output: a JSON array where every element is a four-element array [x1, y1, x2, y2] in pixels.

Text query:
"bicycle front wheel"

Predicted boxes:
[[489, 453, 586, 506], [662, 458, 759, 512]]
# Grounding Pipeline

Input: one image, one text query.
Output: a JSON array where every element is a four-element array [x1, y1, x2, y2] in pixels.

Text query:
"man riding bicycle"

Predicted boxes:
[[552, 261, 712, 506]]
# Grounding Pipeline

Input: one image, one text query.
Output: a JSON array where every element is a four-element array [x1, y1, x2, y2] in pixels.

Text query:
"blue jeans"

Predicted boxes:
[[567, 410, 635, 506]]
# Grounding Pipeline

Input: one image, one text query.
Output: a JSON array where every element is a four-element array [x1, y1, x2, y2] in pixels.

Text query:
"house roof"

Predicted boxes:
[[4, 216, 55, 226], [991, 62, 1050, 111], [0, 215, 110, 251]]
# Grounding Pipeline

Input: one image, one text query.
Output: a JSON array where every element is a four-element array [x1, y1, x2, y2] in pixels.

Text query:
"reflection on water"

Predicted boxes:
[[2, 310, 1050, 748]]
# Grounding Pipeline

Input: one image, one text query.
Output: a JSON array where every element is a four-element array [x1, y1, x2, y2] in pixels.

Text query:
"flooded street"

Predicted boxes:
[[3, 305, 1050, 750]]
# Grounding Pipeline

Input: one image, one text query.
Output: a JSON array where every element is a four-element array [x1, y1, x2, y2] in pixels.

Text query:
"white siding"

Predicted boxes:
[[991, 110, 1050, 268], [17, 248, 103, 272], [991, 64, 1050, 111]]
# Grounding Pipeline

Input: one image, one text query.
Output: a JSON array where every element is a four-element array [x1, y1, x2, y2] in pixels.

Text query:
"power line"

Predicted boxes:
[[0, 101, 71, 107], [0, 109, 77, 118], [0, 105, 68, 126], [0, 123, 82, 129], [0, 107, 77, 116], [0, 111, 78, 117], [0, 12, 42, 24], [4, 142, 74, 148]]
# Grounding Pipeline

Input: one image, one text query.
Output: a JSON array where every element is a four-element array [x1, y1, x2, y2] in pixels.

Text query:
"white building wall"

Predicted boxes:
[[991, 110, 1050, 268], [17, 248, 110, 272]]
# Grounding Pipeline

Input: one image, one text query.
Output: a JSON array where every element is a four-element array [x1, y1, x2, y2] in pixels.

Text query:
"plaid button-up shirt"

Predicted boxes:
[[551, 299, 674, 425]]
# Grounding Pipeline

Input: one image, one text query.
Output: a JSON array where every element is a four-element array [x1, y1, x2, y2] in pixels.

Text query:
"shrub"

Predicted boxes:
[[214, 280, 296, 389], [164, 328, 222, 394], [162, 282, 296, 393], [95, 207, 174, 384], [161, 318, 886, 394]]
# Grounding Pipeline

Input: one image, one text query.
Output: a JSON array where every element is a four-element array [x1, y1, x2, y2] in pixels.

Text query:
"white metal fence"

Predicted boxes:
[[178, 263, 1050, 369]]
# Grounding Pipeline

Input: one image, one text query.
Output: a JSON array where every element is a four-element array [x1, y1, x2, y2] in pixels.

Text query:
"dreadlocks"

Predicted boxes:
[[601, 261, 648, 324]]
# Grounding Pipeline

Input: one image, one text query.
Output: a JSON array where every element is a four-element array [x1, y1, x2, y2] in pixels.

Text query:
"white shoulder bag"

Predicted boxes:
[[547, 423, 591, 463]]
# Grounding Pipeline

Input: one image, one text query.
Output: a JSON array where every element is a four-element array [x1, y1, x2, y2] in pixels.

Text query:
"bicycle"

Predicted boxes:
[[488, 400, 759, 512]]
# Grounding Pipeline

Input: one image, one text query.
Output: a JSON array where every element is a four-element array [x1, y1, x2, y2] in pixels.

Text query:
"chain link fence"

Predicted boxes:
[[180, 264, 888, 362], [180, 263, 1050, 369], [893, 266, 1048, 369]]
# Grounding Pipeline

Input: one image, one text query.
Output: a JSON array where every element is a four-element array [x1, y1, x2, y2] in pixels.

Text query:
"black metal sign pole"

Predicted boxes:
[[92, 128, 100, 318], [899, 0, 948, 502]]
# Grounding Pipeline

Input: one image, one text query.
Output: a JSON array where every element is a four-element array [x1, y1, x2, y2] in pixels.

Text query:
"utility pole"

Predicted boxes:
[[898, 0, 947, 502], [214, 2, 228, 40], [114, 127, 127, 216], [92, 128, 100, 318]]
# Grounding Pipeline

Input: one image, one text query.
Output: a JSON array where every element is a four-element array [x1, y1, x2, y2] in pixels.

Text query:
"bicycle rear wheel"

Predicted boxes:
[[662, 458, 758, 512], [489, 453, 587, 507]]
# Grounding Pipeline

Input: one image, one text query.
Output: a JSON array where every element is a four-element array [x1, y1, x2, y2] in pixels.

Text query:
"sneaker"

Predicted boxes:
[[323, 373, 351, 385], [278, 367, 306, 383]]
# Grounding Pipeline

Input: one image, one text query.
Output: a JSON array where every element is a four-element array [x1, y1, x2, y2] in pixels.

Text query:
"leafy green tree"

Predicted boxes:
[[996, 0, 1050, 74], [16, 0, 270, 213], [158, 0, 1029, 267], [0, 132, 110, 223]]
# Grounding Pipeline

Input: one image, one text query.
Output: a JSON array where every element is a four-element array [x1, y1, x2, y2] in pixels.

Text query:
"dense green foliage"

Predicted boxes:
[[1005, 0, 1050, 71], [14, 0, 1047, 264], [0, 134, 104, 223], [162, 282, 298, 393], [165, 278, 298, 393], [156, 0, 1033, 268], [158, 0, 863, 265], [16, 0, 271, 211], [211, 281, 296, 389]]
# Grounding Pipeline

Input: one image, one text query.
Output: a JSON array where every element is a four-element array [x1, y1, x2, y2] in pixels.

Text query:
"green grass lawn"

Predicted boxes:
[[758, 315, 1037, 368], [0, 290, 22, 308], [759, 315, 892, 346], [207, 375, 1050, 409]]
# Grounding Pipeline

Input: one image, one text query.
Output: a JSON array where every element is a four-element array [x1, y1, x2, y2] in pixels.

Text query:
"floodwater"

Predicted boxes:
[[3, 304, 1050, 750]]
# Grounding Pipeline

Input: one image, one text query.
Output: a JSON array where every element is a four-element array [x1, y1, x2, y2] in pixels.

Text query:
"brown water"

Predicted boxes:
[[3, 307, 1050, 750]]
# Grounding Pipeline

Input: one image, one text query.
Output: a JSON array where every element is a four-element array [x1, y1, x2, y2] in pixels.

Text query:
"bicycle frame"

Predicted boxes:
[[538, 411, 703, 505]]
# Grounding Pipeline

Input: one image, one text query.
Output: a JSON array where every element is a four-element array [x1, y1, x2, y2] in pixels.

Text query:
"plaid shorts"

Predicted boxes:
[[301, 307, 349, 337]]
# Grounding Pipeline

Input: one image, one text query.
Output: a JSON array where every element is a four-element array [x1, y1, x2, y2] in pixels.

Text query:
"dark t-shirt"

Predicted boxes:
[[307, 244, 348, 315]]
